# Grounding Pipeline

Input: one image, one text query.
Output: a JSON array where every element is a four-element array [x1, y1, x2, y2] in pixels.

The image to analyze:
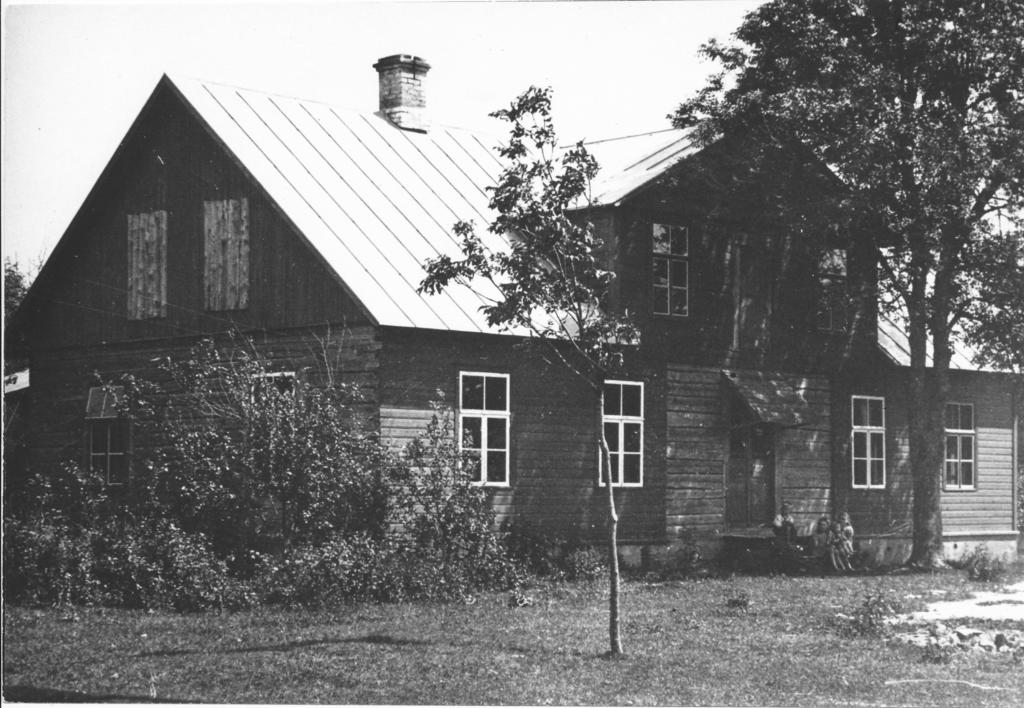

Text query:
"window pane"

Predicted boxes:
[[868, 399, 883, 427], [465, 453, 483, 483], [652, 224, 670, 254], [91, 454, 107, 478], [91, 423, 109, 454], [109, 421, 126, 454], [653, 258, 669, 286], [604, 422, 620, 453], [961, 436, 973, 460], [671, 288, 688, 315], [485, 376, 507, 411], [604, 384, 621, 416], [946, 461, 959, 486], [486, 451, 507, 483], [670, 260, 688, 288], [946, 435, 958, 460], [853, 459, 867, 486], [853, 431, 866, 458], [945, 404, 959, 430], [870, 431, 884, 459], [870, 460, 885, 486], [853, 398, 867, 427], [622, 454, 641, 484], [487, 417, 507, 450], [624, 423, 641, 453], [961, 461, 974, 486], [621, 384, 641, 417], [108, 455, 129, 486], [462, 376, 484, 410], [961, 405, 973, 430], [671, 226, 688, 256], [461, 416, 482, 449], [653, 286, 669, 315]]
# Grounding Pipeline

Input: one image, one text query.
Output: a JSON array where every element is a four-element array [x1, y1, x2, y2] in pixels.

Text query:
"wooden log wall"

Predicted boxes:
[[25, 325, 381, 481], [379, 327, 666, 544], [833, 365, 1017, 538]]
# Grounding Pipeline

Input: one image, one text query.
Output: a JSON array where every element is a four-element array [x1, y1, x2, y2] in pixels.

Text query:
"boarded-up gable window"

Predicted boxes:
[[127, 210, 167, 319], [204, 198, 250, 311]]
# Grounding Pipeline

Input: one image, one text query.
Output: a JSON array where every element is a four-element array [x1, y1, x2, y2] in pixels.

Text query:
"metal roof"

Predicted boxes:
[[170, 75, 517, 334], [170, 75, 696, 334], [877, 314, 997, 372], [581, 129, 698, 207]]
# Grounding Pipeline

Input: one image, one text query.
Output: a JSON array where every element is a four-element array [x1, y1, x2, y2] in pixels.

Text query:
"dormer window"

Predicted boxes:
[[817, 249, 848, 332], [652, 223, 688, 317]]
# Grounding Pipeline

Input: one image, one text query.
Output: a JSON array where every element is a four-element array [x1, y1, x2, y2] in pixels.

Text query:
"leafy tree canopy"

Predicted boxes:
[[673, 0, 1024, 565], [420, 86, 637, 386], [4, 258, 30, 327], [674, 0, 1023, 329]]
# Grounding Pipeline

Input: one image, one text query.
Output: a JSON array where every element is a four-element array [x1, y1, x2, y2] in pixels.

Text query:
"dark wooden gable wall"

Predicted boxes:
[[23, 81, 368, 352], [597, 143, 879, 375]]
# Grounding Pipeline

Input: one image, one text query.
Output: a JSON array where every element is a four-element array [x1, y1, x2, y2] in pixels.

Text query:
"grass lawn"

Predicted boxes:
[[4, 569, 1023, 705]]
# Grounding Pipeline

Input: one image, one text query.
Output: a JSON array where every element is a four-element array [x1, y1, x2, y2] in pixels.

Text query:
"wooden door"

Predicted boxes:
[[726, 423, 776, 528]]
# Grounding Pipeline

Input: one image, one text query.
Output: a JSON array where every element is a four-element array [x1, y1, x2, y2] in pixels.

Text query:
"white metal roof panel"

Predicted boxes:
[[581, 129, 699, 207], [877, 314, 997, 372]]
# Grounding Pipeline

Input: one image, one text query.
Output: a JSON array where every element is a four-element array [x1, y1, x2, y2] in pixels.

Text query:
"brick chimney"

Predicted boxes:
[[373, 54, 431, 132]]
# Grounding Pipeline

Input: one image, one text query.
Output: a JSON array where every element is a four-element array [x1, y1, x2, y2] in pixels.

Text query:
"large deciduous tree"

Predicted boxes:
[[674, 0, 1024, 565], [420, 87, 637, 655]]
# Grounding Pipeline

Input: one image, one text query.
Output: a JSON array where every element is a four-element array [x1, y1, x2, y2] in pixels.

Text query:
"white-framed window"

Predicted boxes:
[[945, 402, 975, 490], [85, 386, 129, 486], [459, 372, 510, 486], [816, 248, 848, 332], [600, 380, 644, 487], [851, 395, 885, 489], [652, 223, 689, 317]]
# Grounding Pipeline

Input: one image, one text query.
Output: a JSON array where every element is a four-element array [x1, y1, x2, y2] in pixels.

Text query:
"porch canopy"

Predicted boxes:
[[721, 370, 818, 428]]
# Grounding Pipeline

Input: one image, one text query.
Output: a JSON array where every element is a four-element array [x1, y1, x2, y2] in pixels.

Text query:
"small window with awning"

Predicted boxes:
[[85, 386, 129, 486]]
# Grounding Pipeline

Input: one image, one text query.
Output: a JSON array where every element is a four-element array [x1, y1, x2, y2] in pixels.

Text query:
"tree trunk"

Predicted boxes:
[[599, 389, 623, 656], [907, 371, 945, 567], [905, 284, 946, 568]]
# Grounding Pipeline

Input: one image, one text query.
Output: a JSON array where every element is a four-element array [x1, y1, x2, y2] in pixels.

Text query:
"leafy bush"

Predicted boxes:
[[960, 544, 1011, 583], [564, 547, 606, 581], [835, 591, 905, 637], [396, 405, 523, 595], [150, 338, 406, 566], [504, 522, 605, 581], [504, 522, 567, 577], [5, 341, 528, 610]]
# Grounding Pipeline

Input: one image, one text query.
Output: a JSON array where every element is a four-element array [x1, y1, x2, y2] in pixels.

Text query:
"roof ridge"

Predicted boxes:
[[577, 127, 686, 146], [165, 73, 504, 139]]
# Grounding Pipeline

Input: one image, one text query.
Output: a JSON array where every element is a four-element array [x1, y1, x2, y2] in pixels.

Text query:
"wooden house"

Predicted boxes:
[[11, 55, 1019, 562]]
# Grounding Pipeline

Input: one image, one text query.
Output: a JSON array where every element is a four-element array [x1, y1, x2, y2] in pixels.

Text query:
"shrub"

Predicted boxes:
[[835, 591, 905, 637], [564, 547, 606, 581], [396, 405, 524, 596], [150, 338, 407, 564], [960, 544, 1011, 583]]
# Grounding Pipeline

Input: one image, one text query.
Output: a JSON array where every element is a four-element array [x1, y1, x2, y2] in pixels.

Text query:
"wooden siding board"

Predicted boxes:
[[127, 210, 167, 319]]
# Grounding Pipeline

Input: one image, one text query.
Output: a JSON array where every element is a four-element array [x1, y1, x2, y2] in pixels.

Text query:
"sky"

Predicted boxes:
[[2, 0, 763, 270]]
